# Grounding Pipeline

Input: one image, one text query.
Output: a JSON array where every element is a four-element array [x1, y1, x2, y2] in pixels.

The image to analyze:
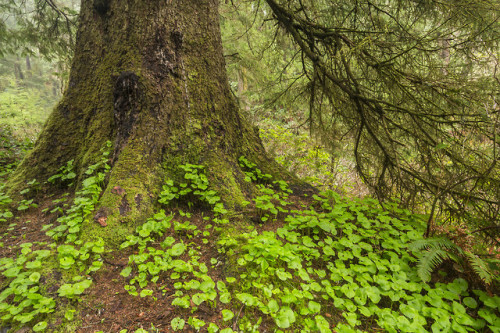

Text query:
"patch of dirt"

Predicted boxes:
[[78, 210, 227, 333], [0, 194, 63, 255]]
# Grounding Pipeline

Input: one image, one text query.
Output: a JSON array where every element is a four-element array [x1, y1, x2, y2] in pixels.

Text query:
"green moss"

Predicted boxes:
[[81, 147, 162, 248], [204, 157, 250, 210]]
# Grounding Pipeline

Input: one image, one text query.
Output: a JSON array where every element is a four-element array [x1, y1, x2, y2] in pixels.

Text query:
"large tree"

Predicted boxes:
[[7, 0, 280, 244], [5, 0, 499, 243]]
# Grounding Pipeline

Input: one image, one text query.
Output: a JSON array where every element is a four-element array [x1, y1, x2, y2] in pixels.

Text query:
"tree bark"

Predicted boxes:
[[9, 0, 280, 245]]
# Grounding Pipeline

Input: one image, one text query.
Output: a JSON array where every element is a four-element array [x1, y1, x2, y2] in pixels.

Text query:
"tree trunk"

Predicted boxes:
[[14, 59, 24, 81], [25, 56, 31, 71], [25, 56, 32, 78], [9, 0, 280, 246]]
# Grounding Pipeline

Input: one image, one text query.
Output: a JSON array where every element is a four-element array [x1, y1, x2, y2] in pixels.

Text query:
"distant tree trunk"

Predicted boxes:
[[52, 80, 58, 96], [440, 37, 451, 75], [9, 0, 282, 246], [14, 58, 24, 81], [25, 56, 32, 78], [25, 56, 31, 70], [237, 68, 250, 114]]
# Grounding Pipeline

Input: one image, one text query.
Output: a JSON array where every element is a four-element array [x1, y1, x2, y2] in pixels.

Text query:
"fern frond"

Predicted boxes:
[[465, 252, 493, 284], [408, 237, 460, 253], [417, 248, 452, 282]]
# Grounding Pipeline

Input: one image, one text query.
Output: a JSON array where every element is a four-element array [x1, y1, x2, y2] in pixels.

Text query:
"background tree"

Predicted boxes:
[[0, 0, 77, 142], [0, 0, 78, 60], [221, 1, 308, 125]]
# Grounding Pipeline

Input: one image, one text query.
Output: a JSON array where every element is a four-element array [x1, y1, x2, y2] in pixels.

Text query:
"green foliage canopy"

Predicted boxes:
[[0, 0, 78, 60]]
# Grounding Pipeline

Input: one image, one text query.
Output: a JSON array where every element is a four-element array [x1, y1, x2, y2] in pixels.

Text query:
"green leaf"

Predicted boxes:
[[171, 317, 185, 331], [220, 329, 236, 333], [323, 246, 335, 256], [448, 278, 468, 295], [219, 292, 231, 304], [188, 317, 206, 330], [452, 301, 466, 315], [315, 315, 332, 333], [455, 313, 476, 326], [3, 266, 21, 277], [236, 293, 255, 306], [14, 312, 35, 324], [33, 321, 48, 332], [365, 286, 381, 303], [275, 307, 296, 329], [140, 289, 153, 297], [120, 266, 132, 277], [169, 243, 186, 257], [276, 268, 291, 281], [208, 323, 219, 333], [343, 312, 358, 327], [478, 309, 497, 324], [192, 293, 207, 306], [308, 301, 321, 313], [340, 283, 356, 298], [65, 309, 76, 321], [222, 309, 234, 321], [162, 236, 176, 248], [217, 281, 227, 291], [29, 272, 41, 283], [463, 297, 478, 309], [172, 296, 190, 308], [185, 279, 201, 290], [268, 299, 279, 313], [483, 296, 500, 310]]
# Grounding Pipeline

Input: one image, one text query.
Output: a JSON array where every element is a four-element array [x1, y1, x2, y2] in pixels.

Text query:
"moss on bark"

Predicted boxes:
[[7, 0, 291, 247]]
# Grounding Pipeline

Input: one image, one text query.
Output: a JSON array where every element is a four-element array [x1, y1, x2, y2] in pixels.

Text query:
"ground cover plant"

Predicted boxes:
[[0, 139, 498, 332]]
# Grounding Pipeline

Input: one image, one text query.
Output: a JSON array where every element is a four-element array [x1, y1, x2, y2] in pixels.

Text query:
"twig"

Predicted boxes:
[[233, 305, 245, 331]]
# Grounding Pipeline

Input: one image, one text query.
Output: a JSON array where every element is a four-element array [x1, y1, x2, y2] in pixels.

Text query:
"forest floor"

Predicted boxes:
[[0, 182, 322, 332], [0, 127, 499, 333]]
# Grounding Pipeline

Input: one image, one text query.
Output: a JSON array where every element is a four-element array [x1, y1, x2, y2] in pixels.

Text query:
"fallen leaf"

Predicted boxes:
[[111, 186, 125, 195], [97, 216, 107, 227]]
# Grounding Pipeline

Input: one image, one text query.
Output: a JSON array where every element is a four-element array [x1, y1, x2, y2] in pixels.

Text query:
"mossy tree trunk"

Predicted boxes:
[[9, 0, 279, 244]]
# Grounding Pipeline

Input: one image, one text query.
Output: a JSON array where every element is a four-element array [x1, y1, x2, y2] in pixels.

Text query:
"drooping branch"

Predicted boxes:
[[0, 0, 78, 60], [264, 0, 500, 239]]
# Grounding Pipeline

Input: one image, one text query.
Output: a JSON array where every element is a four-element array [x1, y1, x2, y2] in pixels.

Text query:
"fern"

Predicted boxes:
[[465, 252, 493, 284], [410, 236, 498, 284], [416, 248, 451, 282], [410, 237, 462, 282], [408, 237, 461, 253]]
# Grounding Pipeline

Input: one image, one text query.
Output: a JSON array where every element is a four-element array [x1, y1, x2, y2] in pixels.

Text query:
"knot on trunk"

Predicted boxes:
[[113, 71, 142, 159], [93, 0, 110, 16]]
